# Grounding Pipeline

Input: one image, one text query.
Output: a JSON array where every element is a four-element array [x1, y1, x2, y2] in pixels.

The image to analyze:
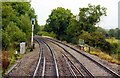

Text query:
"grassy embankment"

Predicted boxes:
[[84, 38, 120, 65]]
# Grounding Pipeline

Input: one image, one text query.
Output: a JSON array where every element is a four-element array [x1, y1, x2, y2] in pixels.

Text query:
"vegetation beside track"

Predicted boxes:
[[84, 46, 120, 65], [2, 2, 39, 75]]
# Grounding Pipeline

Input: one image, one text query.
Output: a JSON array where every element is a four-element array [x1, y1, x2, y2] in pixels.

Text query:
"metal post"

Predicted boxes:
[[31, 24, 34, 47], [88, 46, 90, 53]]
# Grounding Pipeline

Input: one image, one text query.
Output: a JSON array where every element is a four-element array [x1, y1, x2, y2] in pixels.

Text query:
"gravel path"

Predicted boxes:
[[7, 41, 40, 77]]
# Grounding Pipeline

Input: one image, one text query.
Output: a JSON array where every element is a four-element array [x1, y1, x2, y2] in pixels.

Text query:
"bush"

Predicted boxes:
[[2, 22, 27, 50], [2, 51, 10, 74], [79, 31, 112, 53]]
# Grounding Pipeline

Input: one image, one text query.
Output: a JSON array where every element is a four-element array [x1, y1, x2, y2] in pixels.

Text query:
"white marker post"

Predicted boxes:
[[31, 18, 35, 51]]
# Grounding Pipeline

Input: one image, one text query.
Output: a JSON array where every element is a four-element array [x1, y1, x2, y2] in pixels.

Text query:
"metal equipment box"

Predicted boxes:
[[20, 42, 26, 54]]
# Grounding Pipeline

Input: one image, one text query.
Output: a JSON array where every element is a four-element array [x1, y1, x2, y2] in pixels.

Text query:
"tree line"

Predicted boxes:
[[2, 2, 39, 51], [39, 4, 119, 54]]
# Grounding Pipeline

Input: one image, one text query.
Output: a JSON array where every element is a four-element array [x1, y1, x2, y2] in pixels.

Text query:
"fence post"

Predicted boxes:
[[88, 46, 90, 53]]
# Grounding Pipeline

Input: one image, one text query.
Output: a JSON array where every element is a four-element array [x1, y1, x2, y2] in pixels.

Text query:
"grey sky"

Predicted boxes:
[[30, 0, 119, 29]]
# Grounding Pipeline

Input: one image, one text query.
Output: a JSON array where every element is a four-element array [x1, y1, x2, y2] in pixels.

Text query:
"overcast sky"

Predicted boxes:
[[30, 0, 119, 29]]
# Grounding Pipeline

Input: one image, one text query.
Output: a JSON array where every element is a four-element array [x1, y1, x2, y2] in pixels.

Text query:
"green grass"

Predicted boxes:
[[84, 46, 120, 65]]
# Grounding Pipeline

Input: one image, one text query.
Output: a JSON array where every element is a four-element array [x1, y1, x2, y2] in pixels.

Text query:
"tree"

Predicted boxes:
[[2, 3, 17, 29], [65, 18, 80, 44], [2, 22, 26, 50], [2, 2, 38, 50], [19, 15, 31, 39], [79, 31, 112, 53], [45, 7, 73, 40], [78, 4, 107, 33], [79, 31, 93, 46]]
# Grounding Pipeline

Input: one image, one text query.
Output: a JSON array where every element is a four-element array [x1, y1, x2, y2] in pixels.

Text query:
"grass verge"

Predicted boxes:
[[84, 47, 120, 65]]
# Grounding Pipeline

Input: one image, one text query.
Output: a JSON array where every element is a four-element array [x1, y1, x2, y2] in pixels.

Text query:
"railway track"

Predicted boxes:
[[43, 37, 120, 77], [42, 39, 84, 77], [33, 38, 59, 77], [36, 37, 91, 77], [43, 38, 95, 78]]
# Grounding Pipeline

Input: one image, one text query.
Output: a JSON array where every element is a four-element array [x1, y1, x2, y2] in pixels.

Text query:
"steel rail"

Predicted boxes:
[[62, 54, 77, 77], [42, 57, 45, 77], [42, 40, 59, 78], [62, 53, 85, 77], [32, 38, 43, 78]]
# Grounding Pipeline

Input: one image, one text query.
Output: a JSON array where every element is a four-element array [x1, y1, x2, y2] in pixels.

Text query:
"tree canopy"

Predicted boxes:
[[43, 4, 116, 53], [45, 7, 74, 40], [2, 2, 39, 50], [78, 4, 107, 33]]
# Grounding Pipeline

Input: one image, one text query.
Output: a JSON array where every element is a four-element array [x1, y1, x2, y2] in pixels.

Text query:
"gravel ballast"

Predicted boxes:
[[6, 41, 40, 77], [60, 40, 120, 75]]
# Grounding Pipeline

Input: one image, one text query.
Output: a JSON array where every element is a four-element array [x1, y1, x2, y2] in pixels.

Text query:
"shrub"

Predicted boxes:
[[2, 52, 10, 74]]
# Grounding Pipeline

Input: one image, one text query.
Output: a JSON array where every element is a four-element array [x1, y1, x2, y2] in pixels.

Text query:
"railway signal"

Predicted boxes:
[[31, 18, 35, 51]]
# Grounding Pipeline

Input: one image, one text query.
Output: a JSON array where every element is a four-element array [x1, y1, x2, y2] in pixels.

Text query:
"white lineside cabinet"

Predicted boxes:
[[20, 42, 26, 54]]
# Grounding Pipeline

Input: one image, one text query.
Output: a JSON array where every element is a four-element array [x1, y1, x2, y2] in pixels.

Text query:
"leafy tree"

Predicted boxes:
[[66, 16, 81, 36], [4, 22, 26, 50], [45, 7, 73, 40], [2, 3, 17, 29], [79, 31, 93, 46], [19, 15, 31, 39], [78, 4, 107, 33], [10, 2, 34, 17], [5, 22, 26, 42], [79, 31, 112, 53], [2, 2, 38, 50]]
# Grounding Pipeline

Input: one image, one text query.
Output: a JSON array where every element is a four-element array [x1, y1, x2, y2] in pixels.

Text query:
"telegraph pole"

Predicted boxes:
[[31, 18, 35, 51]]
